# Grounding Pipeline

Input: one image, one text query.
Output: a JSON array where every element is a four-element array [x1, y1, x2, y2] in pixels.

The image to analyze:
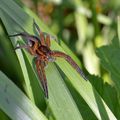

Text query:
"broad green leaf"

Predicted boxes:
[[96, 37, 120, 119], [0, 0, 117, 120], [96, 38, 120, 94], [0, 71, 48, 120], [89, 75, 120, 119]]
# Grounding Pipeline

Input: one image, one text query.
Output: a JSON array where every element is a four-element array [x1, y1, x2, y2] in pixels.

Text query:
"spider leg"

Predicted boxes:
[[9, 32, 29, 37], [43, 32, 58, 43], [33, 19, 40, 33], [51, 51, 87, 81], [45, 34, 50, 48], [15, 45, 36, 55], [9, 32, 39, 53], [9, 32, 40, 42], [40, 32, 46, 46], [33, 20, 46, 46], [35, 58, 48, 98], [15, 45, 30, 50], [33, 19, 57, 45]]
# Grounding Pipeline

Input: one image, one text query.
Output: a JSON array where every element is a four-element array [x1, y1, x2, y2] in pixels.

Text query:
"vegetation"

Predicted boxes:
[[0, 0, 120, 120]]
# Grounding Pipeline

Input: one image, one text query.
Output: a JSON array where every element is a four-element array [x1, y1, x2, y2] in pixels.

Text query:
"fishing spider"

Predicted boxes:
[[9, 20, 87, 98]]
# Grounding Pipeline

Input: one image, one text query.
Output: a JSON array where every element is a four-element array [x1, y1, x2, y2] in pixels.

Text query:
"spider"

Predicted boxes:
[[9, 20, 87, 98]]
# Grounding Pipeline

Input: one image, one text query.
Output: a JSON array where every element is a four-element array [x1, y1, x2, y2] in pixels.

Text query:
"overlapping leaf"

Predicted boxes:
[[0, 71, 48, 120], [0, 0, 117, 120]]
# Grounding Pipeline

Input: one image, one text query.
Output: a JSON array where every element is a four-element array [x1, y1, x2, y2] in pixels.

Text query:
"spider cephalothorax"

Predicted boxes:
[[9, 20, 87, 98]]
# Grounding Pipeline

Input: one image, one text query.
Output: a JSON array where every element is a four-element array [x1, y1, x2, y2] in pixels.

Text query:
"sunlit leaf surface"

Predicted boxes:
[[0, 0, 118, 120]]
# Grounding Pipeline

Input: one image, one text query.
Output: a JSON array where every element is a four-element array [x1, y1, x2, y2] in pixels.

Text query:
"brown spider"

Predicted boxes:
[[9, 20, 87, 98]]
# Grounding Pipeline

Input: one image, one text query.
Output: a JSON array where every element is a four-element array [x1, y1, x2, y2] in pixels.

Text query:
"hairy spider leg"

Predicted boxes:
[[33, 20, 53, 47], [33, 20, 46, 46], [39, 32, 46, 46], [45, 34, 50, 48], [15, 45, 30, 50], [51, 51, 87, 81], [33, 19, 41, 33], [9, 33, 39, 55], [15, 45, 37, 55], [9, 32, 40, 42], [35, 58, 48, 98], [14, 45, 34, 54]]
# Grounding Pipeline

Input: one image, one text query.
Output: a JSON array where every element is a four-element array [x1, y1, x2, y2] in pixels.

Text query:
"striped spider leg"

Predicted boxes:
[[35, 57, 49, 98], [50, 51, 87, 81], [9, 32, 40, 55]]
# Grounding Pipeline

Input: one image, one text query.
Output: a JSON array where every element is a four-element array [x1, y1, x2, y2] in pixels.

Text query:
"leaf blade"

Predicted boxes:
[[0, 71, 48, 120], [0, 0, 117, 120]]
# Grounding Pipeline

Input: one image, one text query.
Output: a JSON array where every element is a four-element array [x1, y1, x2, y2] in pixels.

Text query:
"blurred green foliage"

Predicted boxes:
[[0, 0, 120, 120]]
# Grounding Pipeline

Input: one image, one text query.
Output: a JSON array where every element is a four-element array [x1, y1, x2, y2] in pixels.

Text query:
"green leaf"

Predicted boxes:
[[0, 0, 117, 120], [89, 75, 120, 119], [0, 110, 10, 120], [96, 37, 120, 119], [96, 37, 120, 94], [0, 71, 48, 120]]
